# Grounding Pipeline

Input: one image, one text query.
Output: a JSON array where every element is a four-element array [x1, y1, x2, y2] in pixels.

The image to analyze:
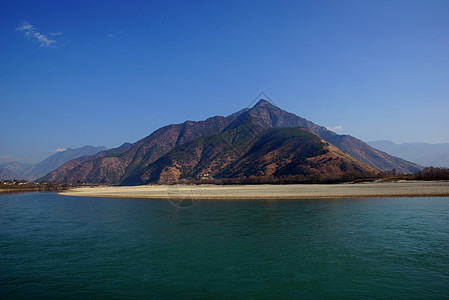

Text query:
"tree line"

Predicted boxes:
[[168, 167, 449, 185], [413, 167, 449, 180], [0, 180, 95, 192]]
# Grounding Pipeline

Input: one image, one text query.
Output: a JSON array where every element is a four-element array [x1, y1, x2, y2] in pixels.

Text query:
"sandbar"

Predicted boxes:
[[60, 181, 449, 200]]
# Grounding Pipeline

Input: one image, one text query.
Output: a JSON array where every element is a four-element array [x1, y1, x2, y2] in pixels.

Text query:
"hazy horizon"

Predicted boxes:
[[1, 0, 448, 163]]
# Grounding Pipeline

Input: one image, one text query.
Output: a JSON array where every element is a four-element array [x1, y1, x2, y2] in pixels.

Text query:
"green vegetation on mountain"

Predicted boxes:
[[123, 124, 377, 185]]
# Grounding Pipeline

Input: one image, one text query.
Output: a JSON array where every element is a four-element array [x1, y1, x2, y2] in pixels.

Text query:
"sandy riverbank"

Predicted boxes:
[[59, 181, 449, 200]]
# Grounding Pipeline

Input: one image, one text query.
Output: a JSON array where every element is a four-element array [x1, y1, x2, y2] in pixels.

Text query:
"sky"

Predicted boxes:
[[1, 0, 448, 163]]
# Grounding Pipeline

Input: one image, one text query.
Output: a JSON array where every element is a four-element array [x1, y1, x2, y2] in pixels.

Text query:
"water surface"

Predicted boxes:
[[1, 192, 448, 298]]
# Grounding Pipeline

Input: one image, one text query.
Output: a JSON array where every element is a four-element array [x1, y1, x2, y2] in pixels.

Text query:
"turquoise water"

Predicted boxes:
[[1, 192, 449, 299]]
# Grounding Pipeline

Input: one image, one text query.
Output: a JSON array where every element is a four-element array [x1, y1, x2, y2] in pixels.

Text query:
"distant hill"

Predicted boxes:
[[42, 99, 421, 185], [0, 161, 35, 179], [368, 140, 449, 168], [39, 143, 134, 183], [25, 146, 107, 181], [0, 166, 23, 180]]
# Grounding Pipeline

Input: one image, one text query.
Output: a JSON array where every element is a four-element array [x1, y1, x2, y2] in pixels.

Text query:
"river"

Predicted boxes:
[[1, 192, 448, 298]]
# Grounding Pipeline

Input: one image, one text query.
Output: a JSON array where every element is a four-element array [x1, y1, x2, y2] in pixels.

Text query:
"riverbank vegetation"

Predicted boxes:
[[0, 180, 96, 193]]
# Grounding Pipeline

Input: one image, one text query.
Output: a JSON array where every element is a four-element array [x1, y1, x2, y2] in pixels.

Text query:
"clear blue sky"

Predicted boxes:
[[1, 0, 448, 163]]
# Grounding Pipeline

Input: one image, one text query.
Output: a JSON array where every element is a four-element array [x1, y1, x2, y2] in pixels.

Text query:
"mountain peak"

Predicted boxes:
[[248, 99, 280, 117], [253, 99, 275, 108]]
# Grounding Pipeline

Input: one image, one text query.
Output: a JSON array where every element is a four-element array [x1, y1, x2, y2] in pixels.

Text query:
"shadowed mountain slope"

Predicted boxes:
[[122, 125, 377, 185], [225, 100, 421, 174]]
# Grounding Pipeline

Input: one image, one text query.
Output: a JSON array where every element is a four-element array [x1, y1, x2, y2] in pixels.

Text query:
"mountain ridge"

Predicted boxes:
[[0, 161, 35, 179], [25, 145, 107, 181], [368, 140, 449, 168]]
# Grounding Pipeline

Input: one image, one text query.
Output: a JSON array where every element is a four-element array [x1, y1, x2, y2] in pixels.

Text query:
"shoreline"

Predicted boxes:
[[0, 188, 66, 194], [59, 181, 449, 200]]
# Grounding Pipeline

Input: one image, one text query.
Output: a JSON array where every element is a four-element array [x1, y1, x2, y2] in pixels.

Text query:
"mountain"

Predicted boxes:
[[39, 143, 132, 182], [42, 99, 421, 184], [0, 166, 23, 180], [0, 161, 35, 179], [368, 140, 449, 168], [222, 100, 421, 173], [25, 146, 107, 181], [326, 135, 421, 174], [122, 124, 377, 185], [39, 117, 233, 183], [223, 127, 377, 179]]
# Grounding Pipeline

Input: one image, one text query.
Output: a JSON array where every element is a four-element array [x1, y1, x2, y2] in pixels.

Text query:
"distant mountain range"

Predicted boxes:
[[0, 166, 23, 180], [41, 100, 421, 184], [0, 161, 35, 179], [368, 140, 449, 168], [24, 146, 108, 180], [0, 146, 107, 181]]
